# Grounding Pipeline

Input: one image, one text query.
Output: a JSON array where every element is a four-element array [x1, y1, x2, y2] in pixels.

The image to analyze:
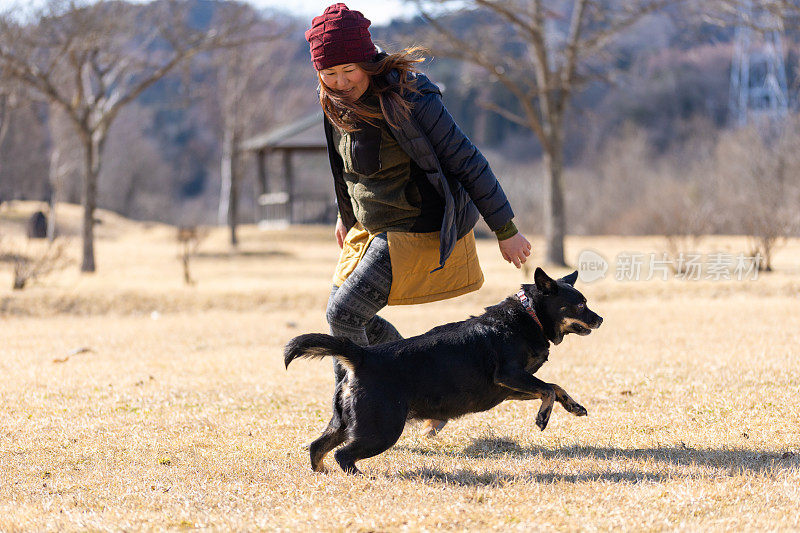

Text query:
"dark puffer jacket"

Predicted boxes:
[[324, 71, 514, 268]]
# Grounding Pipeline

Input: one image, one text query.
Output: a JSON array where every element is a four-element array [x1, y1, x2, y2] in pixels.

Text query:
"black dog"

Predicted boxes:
[[284, 267, 603, 474]]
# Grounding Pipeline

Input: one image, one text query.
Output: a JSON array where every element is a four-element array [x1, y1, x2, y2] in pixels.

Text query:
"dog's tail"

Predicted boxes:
[[284, 333, 365, 371]]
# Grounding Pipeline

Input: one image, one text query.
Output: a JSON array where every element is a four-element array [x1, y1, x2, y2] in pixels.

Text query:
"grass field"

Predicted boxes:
[[1, 202, 799, 531]]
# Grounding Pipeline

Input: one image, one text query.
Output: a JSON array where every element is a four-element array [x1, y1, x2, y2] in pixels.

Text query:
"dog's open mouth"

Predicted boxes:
[[571, 323, 592, 336]]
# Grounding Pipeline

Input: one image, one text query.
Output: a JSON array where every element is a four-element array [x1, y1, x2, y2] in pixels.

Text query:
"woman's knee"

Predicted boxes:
[[326, 286, 340, 325], [326, 294, 357, 330], [325, 297, 341, 328], [326, 296, 370, 346]]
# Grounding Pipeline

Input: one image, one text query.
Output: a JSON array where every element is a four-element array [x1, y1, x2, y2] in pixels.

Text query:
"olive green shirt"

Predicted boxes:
[[332, 119, 423, 234]]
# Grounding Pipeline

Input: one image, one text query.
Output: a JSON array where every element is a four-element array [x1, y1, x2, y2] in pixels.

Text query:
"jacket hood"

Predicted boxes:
[[407, 72, 442, 97], [373, 51, 441, 99]]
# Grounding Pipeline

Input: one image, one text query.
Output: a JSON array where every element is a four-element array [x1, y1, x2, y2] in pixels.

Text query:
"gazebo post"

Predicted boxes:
[[282, 149, 294, 224], [255, 149, 268, 223]]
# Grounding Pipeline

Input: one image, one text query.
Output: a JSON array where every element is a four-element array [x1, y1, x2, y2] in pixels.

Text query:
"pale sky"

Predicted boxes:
[[252, 0, 419, 26], [0, 0, 421, 26]]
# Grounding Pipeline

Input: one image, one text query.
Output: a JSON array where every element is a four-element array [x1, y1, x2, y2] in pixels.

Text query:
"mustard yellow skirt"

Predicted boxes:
[[333, 224, 484, 306]]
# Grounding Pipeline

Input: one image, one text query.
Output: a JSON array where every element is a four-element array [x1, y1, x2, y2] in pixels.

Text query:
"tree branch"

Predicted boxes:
[[417, 6, 551, 151], [579, 0, 686, 54], [477, 99, 530, 128]]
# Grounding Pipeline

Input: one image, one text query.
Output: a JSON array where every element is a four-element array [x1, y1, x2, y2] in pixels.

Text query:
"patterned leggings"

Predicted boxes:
[[326, 233, 402, 383]]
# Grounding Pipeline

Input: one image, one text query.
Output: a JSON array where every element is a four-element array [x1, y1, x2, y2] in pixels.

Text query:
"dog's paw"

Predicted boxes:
[[536, 408, 551, 431], [570, 402, 587, 417], [311, 461, 329, 474]]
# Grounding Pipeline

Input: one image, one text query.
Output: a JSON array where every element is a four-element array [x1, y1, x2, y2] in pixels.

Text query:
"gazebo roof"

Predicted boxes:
[[240, 112, 326, 152]]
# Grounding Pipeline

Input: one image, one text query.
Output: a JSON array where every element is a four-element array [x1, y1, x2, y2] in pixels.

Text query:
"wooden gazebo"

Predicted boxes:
[[240, 112, 330, 226]]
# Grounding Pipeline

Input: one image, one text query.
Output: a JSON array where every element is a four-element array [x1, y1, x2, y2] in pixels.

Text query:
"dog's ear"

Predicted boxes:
[[534, 267, 558, 295], [560, 270, 578, 286]]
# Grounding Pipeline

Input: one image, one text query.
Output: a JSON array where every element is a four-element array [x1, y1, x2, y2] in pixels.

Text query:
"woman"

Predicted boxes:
[[306, 3, 531, 435]]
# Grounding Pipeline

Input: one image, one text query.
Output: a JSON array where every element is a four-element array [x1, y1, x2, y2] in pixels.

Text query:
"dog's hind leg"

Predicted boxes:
[[333, 445, 364, 475], [309, 379, 352, 473], [334, 400, 407, 475], [333, 428, 403, 475], [309, 418, 347, 473]]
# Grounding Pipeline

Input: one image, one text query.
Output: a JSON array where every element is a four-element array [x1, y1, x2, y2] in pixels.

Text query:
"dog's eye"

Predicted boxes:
[[575, 303, 585, 311]]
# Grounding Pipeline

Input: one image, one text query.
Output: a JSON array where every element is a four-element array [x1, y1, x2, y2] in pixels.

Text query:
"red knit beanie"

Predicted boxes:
[[305, 3, 377, 71]]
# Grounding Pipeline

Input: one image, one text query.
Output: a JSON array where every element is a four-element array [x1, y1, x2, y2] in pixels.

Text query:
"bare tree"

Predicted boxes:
[[714, 122, 800, 271], [702, 0, 800, 270], [0, 84, 9, 150], [12, 238, 72, 290], [0, 98, 51, 203], [176, 225, 207, 286], [414, 0, 685, 265], [96, 102, 174, 220], [44, 103, 84, 239], [0, 0, 277, 272], [0, 86, 10, 207], [0, 70, 18, 180], [215, 43, 264, 247], [212, 26, 307, 247]]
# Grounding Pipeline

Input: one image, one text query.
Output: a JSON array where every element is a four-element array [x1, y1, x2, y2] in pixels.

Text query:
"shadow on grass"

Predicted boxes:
[[392, 437, 798, 485], [393, 467, 670, 485]]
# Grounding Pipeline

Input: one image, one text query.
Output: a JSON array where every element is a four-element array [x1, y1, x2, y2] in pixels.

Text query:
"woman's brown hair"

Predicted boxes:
[[317, 46, 427, 132]]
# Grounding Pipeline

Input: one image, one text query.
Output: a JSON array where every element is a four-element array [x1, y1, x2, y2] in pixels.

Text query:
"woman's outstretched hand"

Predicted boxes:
[[498, 232, 532, 268], [335, 218, 347, 249]]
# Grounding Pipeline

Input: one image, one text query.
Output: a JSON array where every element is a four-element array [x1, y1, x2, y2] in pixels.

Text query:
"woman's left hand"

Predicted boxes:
[[498, 233, 532, 269]]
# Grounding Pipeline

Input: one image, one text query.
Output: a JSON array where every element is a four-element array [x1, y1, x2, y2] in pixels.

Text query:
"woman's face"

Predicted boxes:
[[319, 63, 370, 100]]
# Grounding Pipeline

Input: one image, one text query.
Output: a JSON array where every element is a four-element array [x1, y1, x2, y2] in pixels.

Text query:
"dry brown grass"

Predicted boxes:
[[1, 202, 799, 531]]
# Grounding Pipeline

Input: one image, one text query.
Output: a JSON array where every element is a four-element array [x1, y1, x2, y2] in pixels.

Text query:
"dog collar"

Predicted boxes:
[[516, 289, 543, 331]]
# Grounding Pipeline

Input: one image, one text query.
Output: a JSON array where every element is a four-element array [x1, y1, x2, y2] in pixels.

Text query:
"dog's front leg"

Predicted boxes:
[[494, 370, 556, 430], [551, 383, 588, 417]]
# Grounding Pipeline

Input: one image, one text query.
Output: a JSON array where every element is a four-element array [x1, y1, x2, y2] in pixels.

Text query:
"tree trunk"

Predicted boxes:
[[218, 154, 231, 225], [542, 140, 567, 266], [47, 148, 60, 241], [0, 94, 9, 148], [80, 135, 102, 273], [229, 168, 239, 247], [219, 125, 239, 246], [0, 95, 9, 194]]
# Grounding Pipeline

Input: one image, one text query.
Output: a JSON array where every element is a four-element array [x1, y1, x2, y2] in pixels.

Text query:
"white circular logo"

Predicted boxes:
[[577, 250, 608, 283]]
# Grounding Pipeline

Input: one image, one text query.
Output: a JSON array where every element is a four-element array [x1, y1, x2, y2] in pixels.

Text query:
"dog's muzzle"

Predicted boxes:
[[564, 314, 602, 336]]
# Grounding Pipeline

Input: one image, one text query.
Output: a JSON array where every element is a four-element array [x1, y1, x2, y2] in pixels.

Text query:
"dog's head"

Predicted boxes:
[[522, 267, 603, 345]]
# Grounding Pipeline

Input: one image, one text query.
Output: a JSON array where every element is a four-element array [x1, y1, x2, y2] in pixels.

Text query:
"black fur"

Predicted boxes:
[[284, 267, 603, 474]]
